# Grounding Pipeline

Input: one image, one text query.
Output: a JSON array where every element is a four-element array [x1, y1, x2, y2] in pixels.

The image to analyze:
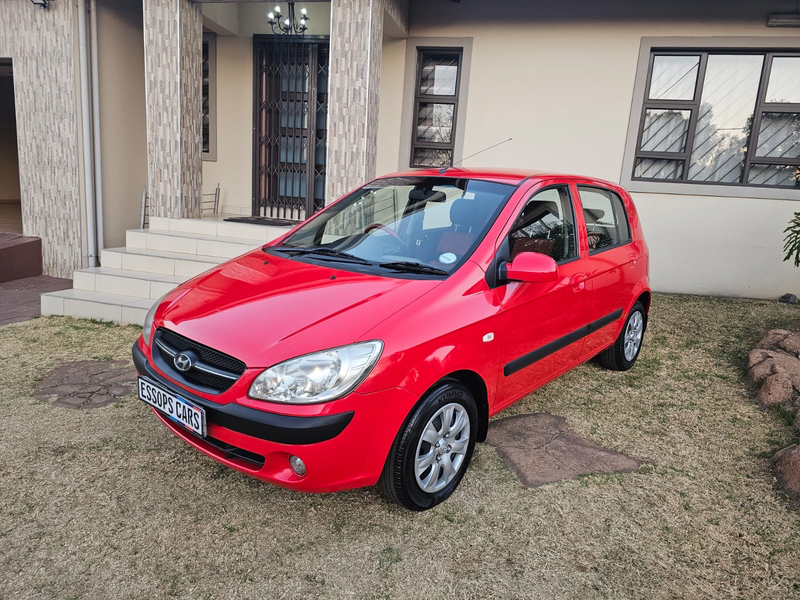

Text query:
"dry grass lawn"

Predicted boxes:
[[1, 294, 799, 599]]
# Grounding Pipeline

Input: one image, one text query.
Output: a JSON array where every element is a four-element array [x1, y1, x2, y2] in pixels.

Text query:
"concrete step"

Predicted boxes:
[[41, 288, 156, 326], [149, 216, 290, 243], [39, 215, 292, 327], [72, 267, 188, 299], [126, 228, 258, 259], [100, 246, 224, 278]]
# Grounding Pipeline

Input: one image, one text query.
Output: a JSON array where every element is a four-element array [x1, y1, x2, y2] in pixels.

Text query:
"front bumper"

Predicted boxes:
[[133, 339, 418, 492]]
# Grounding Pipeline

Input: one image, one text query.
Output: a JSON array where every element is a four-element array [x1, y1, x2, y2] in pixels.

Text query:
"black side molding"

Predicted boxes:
[[132, 342, 354, 445], [503, 309, 623, 377]]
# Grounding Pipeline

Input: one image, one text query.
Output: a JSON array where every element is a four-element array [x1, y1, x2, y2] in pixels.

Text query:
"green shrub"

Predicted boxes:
[[785, 212, 800, 267]]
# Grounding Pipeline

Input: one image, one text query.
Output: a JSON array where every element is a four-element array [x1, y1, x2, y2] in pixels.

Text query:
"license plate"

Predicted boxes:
[[138, 377, 206, 437]]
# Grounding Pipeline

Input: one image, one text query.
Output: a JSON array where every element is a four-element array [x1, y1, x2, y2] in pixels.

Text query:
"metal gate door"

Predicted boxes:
[[253, 37, 329, 220]]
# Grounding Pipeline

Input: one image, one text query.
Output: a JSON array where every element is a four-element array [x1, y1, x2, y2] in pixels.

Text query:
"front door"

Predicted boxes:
[[494, 184, 591, 410], [253, 37, 329, 220]]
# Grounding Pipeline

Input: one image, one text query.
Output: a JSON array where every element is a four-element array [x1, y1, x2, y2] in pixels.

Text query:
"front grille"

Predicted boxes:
[[153, 328, 246, 394]]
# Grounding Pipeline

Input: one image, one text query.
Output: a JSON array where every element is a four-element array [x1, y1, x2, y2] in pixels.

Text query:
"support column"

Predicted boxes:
[[142, 0, 202, 219], [326, 0, 385, 203]]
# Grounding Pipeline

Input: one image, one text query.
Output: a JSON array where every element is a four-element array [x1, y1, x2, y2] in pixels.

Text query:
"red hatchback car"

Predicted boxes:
[[133, 168, 650, 510]]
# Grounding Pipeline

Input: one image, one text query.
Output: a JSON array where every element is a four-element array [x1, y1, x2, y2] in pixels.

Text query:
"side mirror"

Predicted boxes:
[[502, 252, 559, 283]]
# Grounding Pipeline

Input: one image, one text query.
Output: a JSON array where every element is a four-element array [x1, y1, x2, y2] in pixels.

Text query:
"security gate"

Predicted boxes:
[[253, 36, 329, 220]]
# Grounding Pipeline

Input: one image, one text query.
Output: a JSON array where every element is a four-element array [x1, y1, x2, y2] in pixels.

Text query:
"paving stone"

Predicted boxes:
[[0, 275, 72, 325], [35, 360, 136, 409], [486, 413, 642, 488]]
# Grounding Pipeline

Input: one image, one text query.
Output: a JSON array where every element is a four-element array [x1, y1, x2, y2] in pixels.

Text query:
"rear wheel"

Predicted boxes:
[[379, 380, 477, 511], [599, 301, 646, 371]]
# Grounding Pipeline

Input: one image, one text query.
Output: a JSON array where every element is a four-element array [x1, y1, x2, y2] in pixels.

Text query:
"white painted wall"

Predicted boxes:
[[201, 34, 253, 215], [373, 0, 800, 298], [96, 0, 148, 249], [376, 35, 407, 177]]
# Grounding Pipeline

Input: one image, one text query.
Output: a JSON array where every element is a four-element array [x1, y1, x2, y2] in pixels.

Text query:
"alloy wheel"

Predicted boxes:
[[414, 402, 470, 493], [623, 310, 644, 361]]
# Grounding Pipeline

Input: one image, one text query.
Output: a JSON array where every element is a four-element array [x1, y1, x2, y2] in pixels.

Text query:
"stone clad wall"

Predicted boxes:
[[143, 0, 203, 219], [327, 0, 409, 203], [0, 0, 82, 278]]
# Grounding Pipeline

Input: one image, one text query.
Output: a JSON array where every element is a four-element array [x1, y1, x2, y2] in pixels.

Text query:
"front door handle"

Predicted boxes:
[[571, 274, 587, 291]]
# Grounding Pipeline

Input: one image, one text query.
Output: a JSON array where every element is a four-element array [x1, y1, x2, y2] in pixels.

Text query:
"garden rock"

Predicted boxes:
[[755, 373, 796, 409], [748, 330, 800, 409], [772, 444, 800, 504], [779, 293, 799, 305]]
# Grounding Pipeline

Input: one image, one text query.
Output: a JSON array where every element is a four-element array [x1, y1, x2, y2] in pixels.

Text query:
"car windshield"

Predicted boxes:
[[276, 177, 515, 275]]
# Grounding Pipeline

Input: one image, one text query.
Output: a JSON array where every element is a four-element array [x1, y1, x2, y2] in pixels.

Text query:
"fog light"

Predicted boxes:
[[289, 455, 307, 477]]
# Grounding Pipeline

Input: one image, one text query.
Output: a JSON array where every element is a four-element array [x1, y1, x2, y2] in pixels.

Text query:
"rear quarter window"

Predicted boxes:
[[577, 186, 632, 252]]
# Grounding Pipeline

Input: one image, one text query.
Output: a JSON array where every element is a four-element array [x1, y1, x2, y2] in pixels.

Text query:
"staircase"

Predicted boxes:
[[41, 216, 290, 326]]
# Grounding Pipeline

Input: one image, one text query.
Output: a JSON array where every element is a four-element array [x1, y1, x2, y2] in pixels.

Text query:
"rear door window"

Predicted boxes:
[[577, 186, 632, 253]]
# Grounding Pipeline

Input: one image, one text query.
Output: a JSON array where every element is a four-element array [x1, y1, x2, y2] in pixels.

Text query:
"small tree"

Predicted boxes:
[[785, 212, 800, 267]]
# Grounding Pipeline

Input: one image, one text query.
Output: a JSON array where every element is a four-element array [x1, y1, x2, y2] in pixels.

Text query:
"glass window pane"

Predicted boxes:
[[416, 103, 455, 143], [577, 187, 619, 252], [609, 191, 631, 243], [508, 187, 577, 262], [649, 55, 700, 100], [766, 57, 800, 104], [419, 53, 460, 96], [634, 158, 684, 180], [755, 112, 800, 159], [747, 164, 800, 188], [687, 54, 763, 183], [640, 109, 691, 152], [412, 148, 453, 168], [202, 40, 210, 153]]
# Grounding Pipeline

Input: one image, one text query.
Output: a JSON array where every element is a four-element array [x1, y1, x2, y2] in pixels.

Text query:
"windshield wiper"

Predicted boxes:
[[378, 261, 449, 276], [271, 246, 374, 265]]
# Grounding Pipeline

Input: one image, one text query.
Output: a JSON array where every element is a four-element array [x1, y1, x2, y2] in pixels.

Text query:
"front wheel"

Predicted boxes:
[[379, 380, 477, 511], [599, 301, 646, 371]]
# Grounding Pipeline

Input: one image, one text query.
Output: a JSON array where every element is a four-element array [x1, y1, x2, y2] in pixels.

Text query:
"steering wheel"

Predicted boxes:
[[364, 223, 402, 241]]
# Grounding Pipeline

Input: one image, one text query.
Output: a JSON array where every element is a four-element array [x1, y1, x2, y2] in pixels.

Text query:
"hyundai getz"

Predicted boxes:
[[133, 168, 650, 510]]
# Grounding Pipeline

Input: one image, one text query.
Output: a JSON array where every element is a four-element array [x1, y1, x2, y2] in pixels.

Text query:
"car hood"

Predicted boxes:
[[158, 250, 442, 367]]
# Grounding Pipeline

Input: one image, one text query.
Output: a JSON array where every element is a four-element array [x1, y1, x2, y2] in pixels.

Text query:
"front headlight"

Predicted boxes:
[[142, 292, 170, 347], [248, 341, 384, 404]]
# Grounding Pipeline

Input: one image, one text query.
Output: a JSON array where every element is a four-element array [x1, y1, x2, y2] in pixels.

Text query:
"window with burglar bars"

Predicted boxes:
[[410, 48, 462, 168], [253, 38, 329, 220], [633, 51, 800, 189], [202, 33, 217, 161]]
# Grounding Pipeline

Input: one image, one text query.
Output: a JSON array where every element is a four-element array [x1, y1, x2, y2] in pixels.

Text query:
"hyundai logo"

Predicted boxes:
[[173, 352, 194, 372]]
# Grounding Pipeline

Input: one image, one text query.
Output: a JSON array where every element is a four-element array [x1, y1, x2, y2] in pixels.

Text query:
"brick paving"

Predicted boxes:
[[0, 275, 72, 326]]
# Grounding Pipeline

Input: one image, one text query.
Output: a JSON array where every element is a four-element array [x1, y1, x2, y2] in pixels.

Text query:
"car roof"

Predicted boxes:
[[378, 167, 621, 189]]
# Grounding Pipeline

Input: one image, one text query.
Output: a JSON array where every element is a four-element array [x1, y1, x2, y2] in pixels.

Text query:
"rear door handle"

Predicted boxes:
[[571, 274, 587, 291], [628, 253, 638, 267]]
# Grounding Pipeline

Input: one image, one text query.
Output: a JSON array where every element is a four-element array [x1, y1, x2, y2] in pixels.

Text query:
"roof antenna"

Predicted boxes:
[[439, 137, 513, 174]]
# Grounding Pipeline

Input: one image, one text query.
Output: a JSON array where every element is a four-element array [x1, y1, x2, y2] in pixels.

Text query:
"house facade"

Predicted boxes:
[[0, 0, 798, 309]]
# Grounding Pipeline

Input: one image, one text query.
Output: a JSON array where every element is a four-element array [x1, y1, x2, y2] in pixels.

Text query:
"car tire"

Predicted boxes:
[[599, 301, 647, 371], [379, 380, 477, 511]]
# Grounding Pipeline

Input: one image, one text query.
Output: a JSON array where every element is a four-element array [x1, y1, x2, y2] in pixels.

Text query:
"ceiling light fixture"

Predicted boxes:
[[268, 2, 309, 37]]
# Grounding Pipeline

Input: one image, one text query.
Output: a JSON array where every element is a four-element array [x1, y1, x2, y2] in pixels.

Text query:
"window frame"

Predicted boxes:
[[621, 37, 800, 201], [202, 32, 217, 162], [409, 47, 464, 169], [508, 184, 581, 266], [577, 185, 632, 256]]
